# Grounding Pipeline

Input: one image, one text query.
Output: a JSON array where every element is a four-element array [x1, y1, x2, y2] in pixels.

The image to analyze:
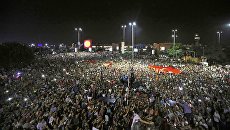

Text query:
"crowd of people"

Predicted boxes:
[[0, 52, 230, 130]]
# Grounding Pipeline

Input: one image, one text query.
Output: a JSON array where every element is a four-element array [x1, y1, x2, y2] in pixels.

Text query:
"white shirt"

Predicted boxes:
[[105, 115, 109, 122], [22, 123, 30, 129], [213, 112, 220, 122], [149, 96, 155, 103], [49, 116, 54, 124], [92, 127, 99, 130], [65, 97, 72, 103], [131, 113, 140, 127], [36, 121, 46, 130]]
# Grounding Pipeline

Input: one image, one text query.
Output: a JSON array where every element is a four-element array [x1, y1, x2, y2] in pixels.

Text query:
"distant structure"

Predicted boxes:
[[194, 33, 200, 46], [153, 43, 173, 51]]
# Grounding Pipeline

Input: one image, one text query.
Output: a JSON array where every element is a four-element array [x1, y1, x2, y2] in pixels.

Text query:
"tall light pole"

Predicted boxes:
[[121, 25, 126, 42], [129, 22, 136, 63], [217, 31, 222, 44], [172, 29, 177, 59], [202, 46, 204, 57], [74, 28, 82, 50]]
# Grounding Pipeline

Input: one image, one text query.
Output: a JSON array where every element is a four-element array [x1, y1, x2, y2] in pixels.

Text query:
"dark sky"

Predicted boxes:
[[1, 0, 230, 45]]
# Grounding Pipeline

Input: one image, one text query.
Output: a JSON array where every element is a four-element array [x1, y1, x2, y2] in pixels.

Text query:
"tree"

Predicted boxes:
[[0, 42, 35, 68], [167, 43, 183, 58], [205, 44, 226, 64]]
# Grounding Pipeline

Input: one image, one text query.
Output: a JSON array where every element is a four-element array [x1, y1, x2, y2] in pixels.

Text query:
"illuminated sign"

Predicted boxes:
[[37, 43, 43, 47], [84, 40, 92, 48], [160, 47, 165, 51]]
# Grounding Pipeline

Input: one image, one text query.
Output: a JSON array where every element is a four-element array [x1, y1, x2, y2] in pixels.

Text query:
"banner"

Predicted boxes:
[[103, 61, 113, 67], [148, 65, 181, 74]]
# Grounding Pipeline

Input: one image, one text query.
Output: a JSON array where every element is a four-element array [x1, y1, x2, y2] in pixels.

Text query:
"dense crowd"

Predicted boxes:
[[0, 52, 230, 130]]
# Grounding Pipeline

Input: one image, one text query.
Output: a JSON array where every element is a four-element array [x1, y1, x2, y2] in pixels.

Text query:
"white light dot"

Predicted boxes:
[[24, 98, 28, 101], [7, 97, 13, 101]]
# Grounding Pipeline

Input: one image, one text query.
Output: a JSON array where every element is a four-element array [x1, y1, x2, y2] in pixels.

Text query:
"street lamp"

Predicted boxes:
[[217, 31, 222, 44], [74, 28, 82, 50], [172, 29, 178, 59], [129, 22, 136, 63], [121, 25, 126, 42]]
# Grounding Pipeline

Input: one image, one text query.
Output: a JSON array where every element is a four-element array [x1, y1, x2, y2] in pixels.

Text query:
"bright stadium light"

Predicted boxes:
[[217, 31, 223, 44], [129, 21, 137, 62], [121, 25, 127, 42], [172, 29, 178, 59], [74, 27, 83, 51], [133, 22, 136, 26]]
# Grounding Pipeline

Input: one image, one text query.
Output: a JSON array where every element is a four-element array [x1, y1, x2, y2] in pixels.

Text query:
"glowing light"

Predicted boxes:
[[172, 29, 177, 32], [6, 90, 9, 93], [37, 43, 43, 47], [160, 47, 165, 51], [7, 97, 13, 101], [129, 22, 136, 26], [217, 31, 222, 34], [75, 28, 82, 31], [89, 47, 92, 52], [134, 48, 138, 52], [63, 68, 66, 71], [24, 98, 28, 101], [133, 22, 136, 26], [41, 74, 45, 78], [109, 47, 112, 52], [31, 44, 35, 47], [84, 40, 92, 48]]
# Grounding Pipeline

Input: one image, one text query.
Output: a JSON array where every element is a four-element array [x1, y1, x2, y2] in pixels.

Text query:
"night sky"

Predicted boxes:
[[1, 0, 230, 45]]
